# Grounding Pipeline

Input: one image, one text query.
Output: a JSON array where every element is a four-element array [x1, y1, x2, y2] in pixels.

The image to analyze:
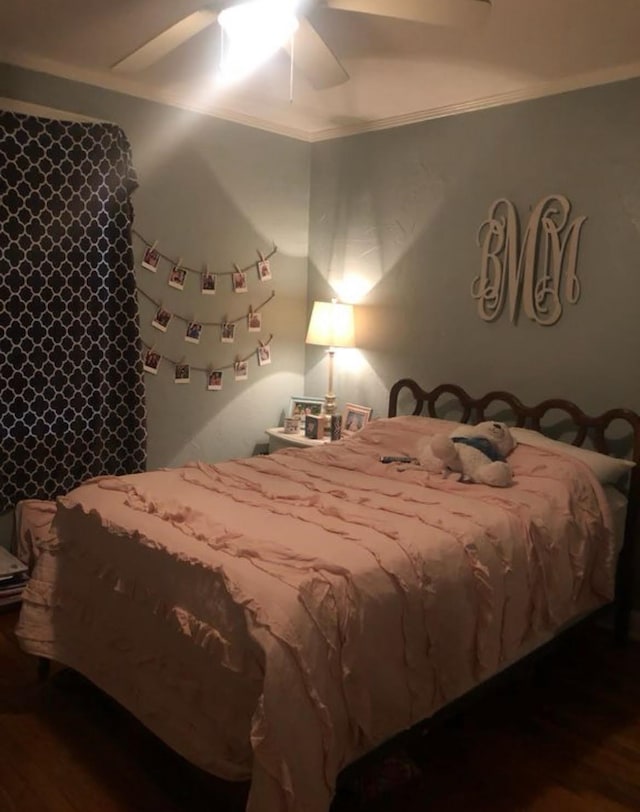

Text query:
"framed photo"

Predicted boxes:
[[288, 396, 324, 431], [342, 403, 372, 434]]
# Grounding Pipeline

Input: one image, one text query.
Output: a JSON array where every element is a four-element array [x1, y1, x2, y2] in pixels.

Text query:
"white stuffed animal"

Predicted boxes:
[[420, 421, 516, 487]]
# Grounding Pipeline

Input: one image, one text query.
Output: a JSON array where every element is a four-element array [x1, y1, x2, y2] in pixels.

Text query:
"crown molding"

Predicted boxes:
[[3, 50, 640, 144], [308, 59, 640, 141], [0, 51, 313, 142]]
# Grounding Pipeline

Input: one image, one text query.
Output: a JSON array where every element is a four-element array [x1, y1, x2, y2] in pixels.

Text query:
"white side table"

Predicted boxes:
[[265, 427, 330, 453]]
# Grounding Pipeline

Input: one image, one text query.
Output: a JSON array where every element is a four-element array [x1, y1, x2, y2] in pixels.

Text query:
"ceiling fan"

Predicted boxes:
[[111, 0, 492, 90]]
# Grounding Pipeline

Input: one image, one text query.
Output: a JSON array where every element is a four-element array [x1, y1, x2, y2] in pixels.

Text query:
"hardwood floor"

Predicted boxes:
[[2, 606, 640, 812]]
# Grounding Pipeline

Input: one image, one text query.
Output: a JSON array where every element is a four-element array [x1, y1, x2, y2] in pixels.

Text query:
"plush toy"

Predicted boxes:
[[419, 421, 516, 487]]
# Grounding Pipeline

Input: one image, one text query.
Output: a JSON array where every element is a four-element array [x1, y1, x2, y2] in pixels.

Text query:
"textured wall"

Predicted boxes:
[[306, 78, 640, 424]]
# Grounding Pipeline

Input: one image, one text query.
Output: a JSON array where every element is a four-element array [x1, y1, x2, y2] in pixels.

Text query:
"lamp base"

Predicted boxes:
[[323, 392, 337, 428]]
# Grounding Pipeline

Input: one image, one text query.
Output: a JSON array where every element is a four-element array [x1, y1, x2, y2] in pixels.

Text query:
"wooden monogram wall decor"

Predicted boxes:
[[471, 195, 587, 326]]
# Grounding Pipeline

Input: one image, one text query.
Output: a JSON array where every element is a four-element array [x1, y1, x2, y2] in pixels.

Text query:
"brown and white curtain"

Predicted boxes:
[[0, 112, 147, 512]]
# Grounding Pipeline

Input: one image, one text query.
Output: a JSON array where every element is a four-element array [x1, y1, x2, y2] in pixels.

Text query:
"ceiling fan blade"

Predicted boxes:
[[284, 16, 349, 90], [324, 0, 491, 27], [112, 10, 218, 73]]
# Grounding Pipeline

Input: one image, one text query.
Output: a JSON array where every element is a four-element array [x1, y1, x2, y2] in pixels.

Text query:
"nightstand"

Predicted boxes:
[[265, 427, 330, 453]]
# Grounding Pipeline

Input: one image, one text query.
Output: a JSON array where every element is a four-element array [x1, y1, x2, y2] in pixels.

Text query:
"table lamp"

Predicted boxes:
[[305, 298, 355, 422]]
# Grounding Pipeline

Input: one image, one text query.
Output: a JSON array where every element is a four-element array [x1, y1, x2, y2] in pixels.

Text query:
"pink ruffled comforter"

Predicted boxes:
[[16, 416, 615, 812]]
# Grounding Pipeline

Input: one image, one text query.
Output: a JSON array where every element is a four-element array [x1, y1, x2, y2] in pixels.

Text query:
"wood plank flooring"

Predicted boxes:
[[2, 607, 640, 812]]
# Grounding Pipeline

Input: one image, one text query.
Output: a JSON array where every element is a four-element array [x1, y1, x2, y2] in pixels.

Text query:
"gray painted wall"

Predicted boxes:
[[307, 78, 640, 424], [0, 64, 311, 547], [306, 77, 640, 610], [3, 66, 639, 609]]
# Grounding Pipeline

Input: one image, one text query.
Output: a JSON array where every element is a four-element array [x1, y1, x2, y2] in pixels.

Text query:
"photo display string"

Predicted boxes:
[[133, 230, 277, 388]]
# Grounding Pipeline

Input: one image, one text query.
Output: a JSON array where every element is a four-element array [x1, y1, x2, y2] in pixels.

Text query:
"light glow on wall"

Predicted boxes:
[[331, 272, 374, 304]]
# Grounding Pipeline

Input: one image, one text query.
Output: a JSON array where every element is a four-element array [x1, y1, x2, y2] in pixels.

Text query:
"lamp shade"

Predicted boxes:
[[305, 300, 355, 348]]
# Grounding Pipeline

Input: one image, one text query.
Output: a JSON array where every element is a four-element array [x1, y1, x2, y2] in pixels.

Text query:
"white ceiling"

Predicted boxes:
[[1, 0, 640, 141]]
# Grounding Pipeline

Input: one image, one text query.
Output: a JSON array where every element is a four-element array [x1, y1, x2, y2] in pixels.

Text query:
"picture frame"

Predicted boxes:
[[342, 403, 372, 434], [288, 396, 324, 431]]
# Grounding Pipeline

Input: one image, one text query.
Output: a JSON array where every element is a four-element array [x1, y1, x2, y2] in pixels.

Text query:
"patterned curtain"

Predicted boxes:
[[0, 112, 147, 512]]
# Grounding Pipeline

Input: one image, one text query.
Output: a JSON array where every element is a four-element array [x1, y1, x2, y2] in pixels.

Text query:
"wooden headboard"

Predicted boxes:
[[387, 378, 640, 640]]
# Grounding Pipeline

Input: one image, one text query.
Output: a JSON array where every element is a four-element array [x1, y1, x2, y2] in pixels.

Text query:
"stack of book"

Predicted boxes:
[[0, 546, 29, 609]]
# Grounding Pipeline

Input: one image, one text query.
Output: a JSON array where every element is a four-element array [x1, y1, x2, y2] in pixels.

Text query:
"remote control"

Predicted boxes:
[[380, 455, 413, 464]]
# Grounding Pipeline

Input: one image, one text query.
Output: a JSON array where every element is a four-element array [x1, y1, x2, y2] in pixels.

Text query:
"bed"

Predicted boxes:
[[15, 379, 640, 812]]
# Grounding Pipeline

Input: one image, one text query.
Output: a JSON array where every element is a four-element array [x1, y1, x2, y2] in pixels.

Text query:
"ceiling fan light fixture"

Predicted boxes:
[[217, 0, 300, 86]]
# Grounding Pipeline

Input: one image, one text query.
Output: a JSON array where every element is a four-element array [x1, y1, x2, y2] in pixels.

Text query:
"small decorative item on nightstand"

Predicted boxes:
[[342, 403, 372, 434], [305, 415, 325, 440], [283, 417, 300, 434], [330, 414, 342, 441]]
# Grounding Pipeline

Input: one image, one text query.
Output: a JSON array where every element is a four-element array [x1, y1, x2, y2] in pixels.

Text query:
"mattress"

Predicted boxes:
[[15, 415, 619, 812]]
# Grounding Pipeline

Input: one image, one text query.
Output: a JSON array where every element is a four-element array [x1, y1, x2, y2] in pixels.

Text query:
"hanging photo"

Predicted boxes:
[[201, 272, 217, 295], [257, 345, 271, 366], [257, 259, 272, 281], [247, 311, 262, 332], [168, 265, 187, 290], [175, 363, 190, 384], [221, 322, 236, 343], [141, 245, 160, 272], [234, 360, 249, 381], [207, 369, 223, 391], [232, 270, 248, 293], [143, 349, 161, 374], [152, 306, 172, 332], [185, 321, 203, 344]]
